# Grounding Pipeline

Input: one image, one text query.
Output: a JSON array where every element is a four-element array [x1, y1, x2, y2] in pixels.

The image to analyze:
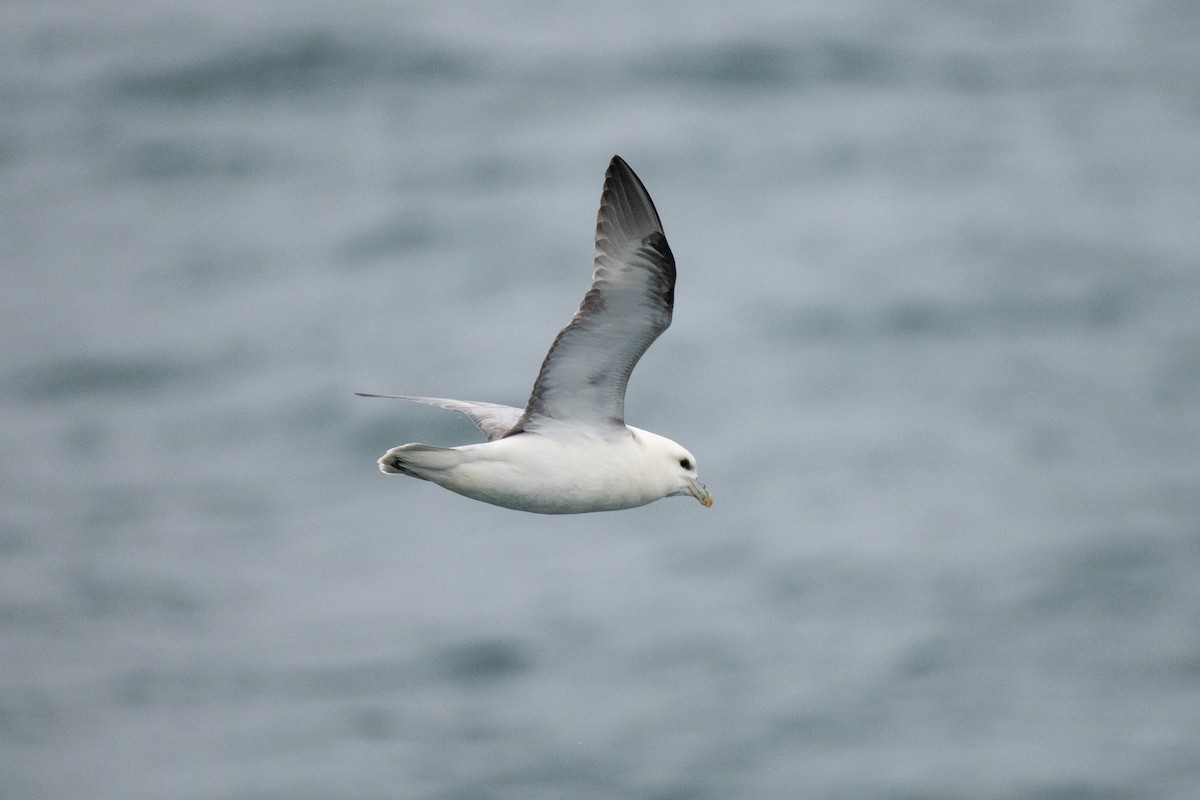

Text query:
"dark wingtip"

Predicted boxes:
[[606, 155, 639, 190], [599, 155, 664, 238]]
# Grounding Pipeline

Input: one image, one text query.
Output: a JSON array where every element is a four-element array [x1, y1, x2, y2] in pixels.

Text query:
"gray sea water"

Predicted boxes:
[[3, 1, 1200, 798]]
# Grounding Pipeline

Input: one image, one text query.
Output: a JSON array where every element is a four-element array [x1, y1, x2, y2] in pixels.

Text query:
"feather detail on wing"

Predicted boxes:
[[512, 156, 675, 432]]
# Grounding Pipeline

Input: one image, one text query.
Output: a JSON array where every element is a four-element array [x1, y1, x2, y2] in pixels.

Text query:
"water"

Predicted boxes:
[[3, 1, 1200, 798]]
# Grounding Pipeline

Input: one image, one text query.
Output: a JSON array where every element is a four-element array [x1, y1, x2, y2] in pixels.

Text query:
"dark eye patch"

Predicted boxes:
[[679, 458, 692, 469]]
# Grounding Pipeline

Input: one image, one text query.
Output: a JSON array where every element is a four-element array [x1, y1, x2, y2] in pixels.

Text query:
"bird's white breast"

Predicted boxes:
[[433, 428, 670, 514]]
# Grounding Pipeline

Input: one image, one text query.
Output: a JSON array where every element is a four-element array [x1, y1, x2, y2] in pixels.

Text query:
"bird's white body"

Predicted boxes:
[[382, 424, 704, 514]]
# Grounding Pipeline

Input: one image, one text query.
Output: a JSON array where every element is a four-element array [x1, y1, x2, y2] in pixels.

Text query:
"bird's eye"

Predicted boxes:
[[679, 458, 692, 470]]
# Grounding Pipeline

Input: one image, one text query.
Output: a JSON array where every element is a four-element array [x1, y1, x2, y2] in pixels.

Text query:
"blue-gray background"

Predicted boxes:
[[3, 1, 1199, 798]]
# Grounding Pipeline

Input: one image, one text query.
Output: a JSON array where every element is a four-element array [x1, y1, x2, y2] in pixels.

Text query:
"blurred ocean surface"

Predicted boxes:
[[3, 1, 1200, 798]]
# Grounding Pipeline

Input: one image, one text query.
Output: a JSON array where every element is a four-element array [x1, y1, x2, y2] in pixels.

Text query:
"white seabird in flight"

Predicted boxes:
[[358, 156, 711, 514]]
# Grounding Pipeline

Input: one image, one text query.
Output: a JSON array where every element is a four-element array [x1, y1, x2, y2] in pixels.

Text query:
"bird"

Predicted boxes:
[[357, 155, 711, 514]]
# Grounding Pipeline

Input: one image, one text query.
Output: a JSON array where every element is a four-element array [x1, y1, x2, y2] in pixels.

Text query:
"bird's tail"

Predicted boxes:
[[378, 444, 460, 479]]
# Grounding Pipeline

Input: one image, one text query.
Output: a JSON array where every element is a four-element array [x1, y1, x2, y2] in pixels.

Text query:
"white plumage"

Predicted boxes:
[[358, 156, 711, 514]]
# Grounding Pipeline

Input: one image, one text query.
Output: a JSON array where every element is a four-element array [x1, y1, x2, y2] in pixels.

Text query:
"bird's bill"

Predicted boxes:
[[687, 478, 713, 508]]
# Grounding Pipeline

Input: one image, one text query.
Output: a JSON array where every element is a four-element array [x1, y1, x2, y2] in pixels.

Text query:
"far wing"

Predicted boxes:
[[355, 394, 522, 441]]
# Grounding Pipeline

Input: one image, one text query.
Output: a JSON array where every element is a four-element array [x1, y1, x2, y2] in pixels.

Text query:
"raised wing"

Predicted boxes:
[[513, 156, 675, 432], [354, 394, 522, 441]]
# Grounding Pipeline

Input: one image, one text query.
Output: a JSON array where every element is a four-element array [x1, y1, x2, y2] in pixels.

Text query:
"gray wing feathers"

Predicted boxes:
[[514, 156, 676, 430], [355, 394, 522, 441]]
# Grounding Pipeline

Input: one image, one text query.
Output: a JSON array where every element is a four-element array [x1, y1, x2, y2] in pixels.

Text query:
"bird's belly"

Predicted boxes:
[[437, 440, 657, 514]]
